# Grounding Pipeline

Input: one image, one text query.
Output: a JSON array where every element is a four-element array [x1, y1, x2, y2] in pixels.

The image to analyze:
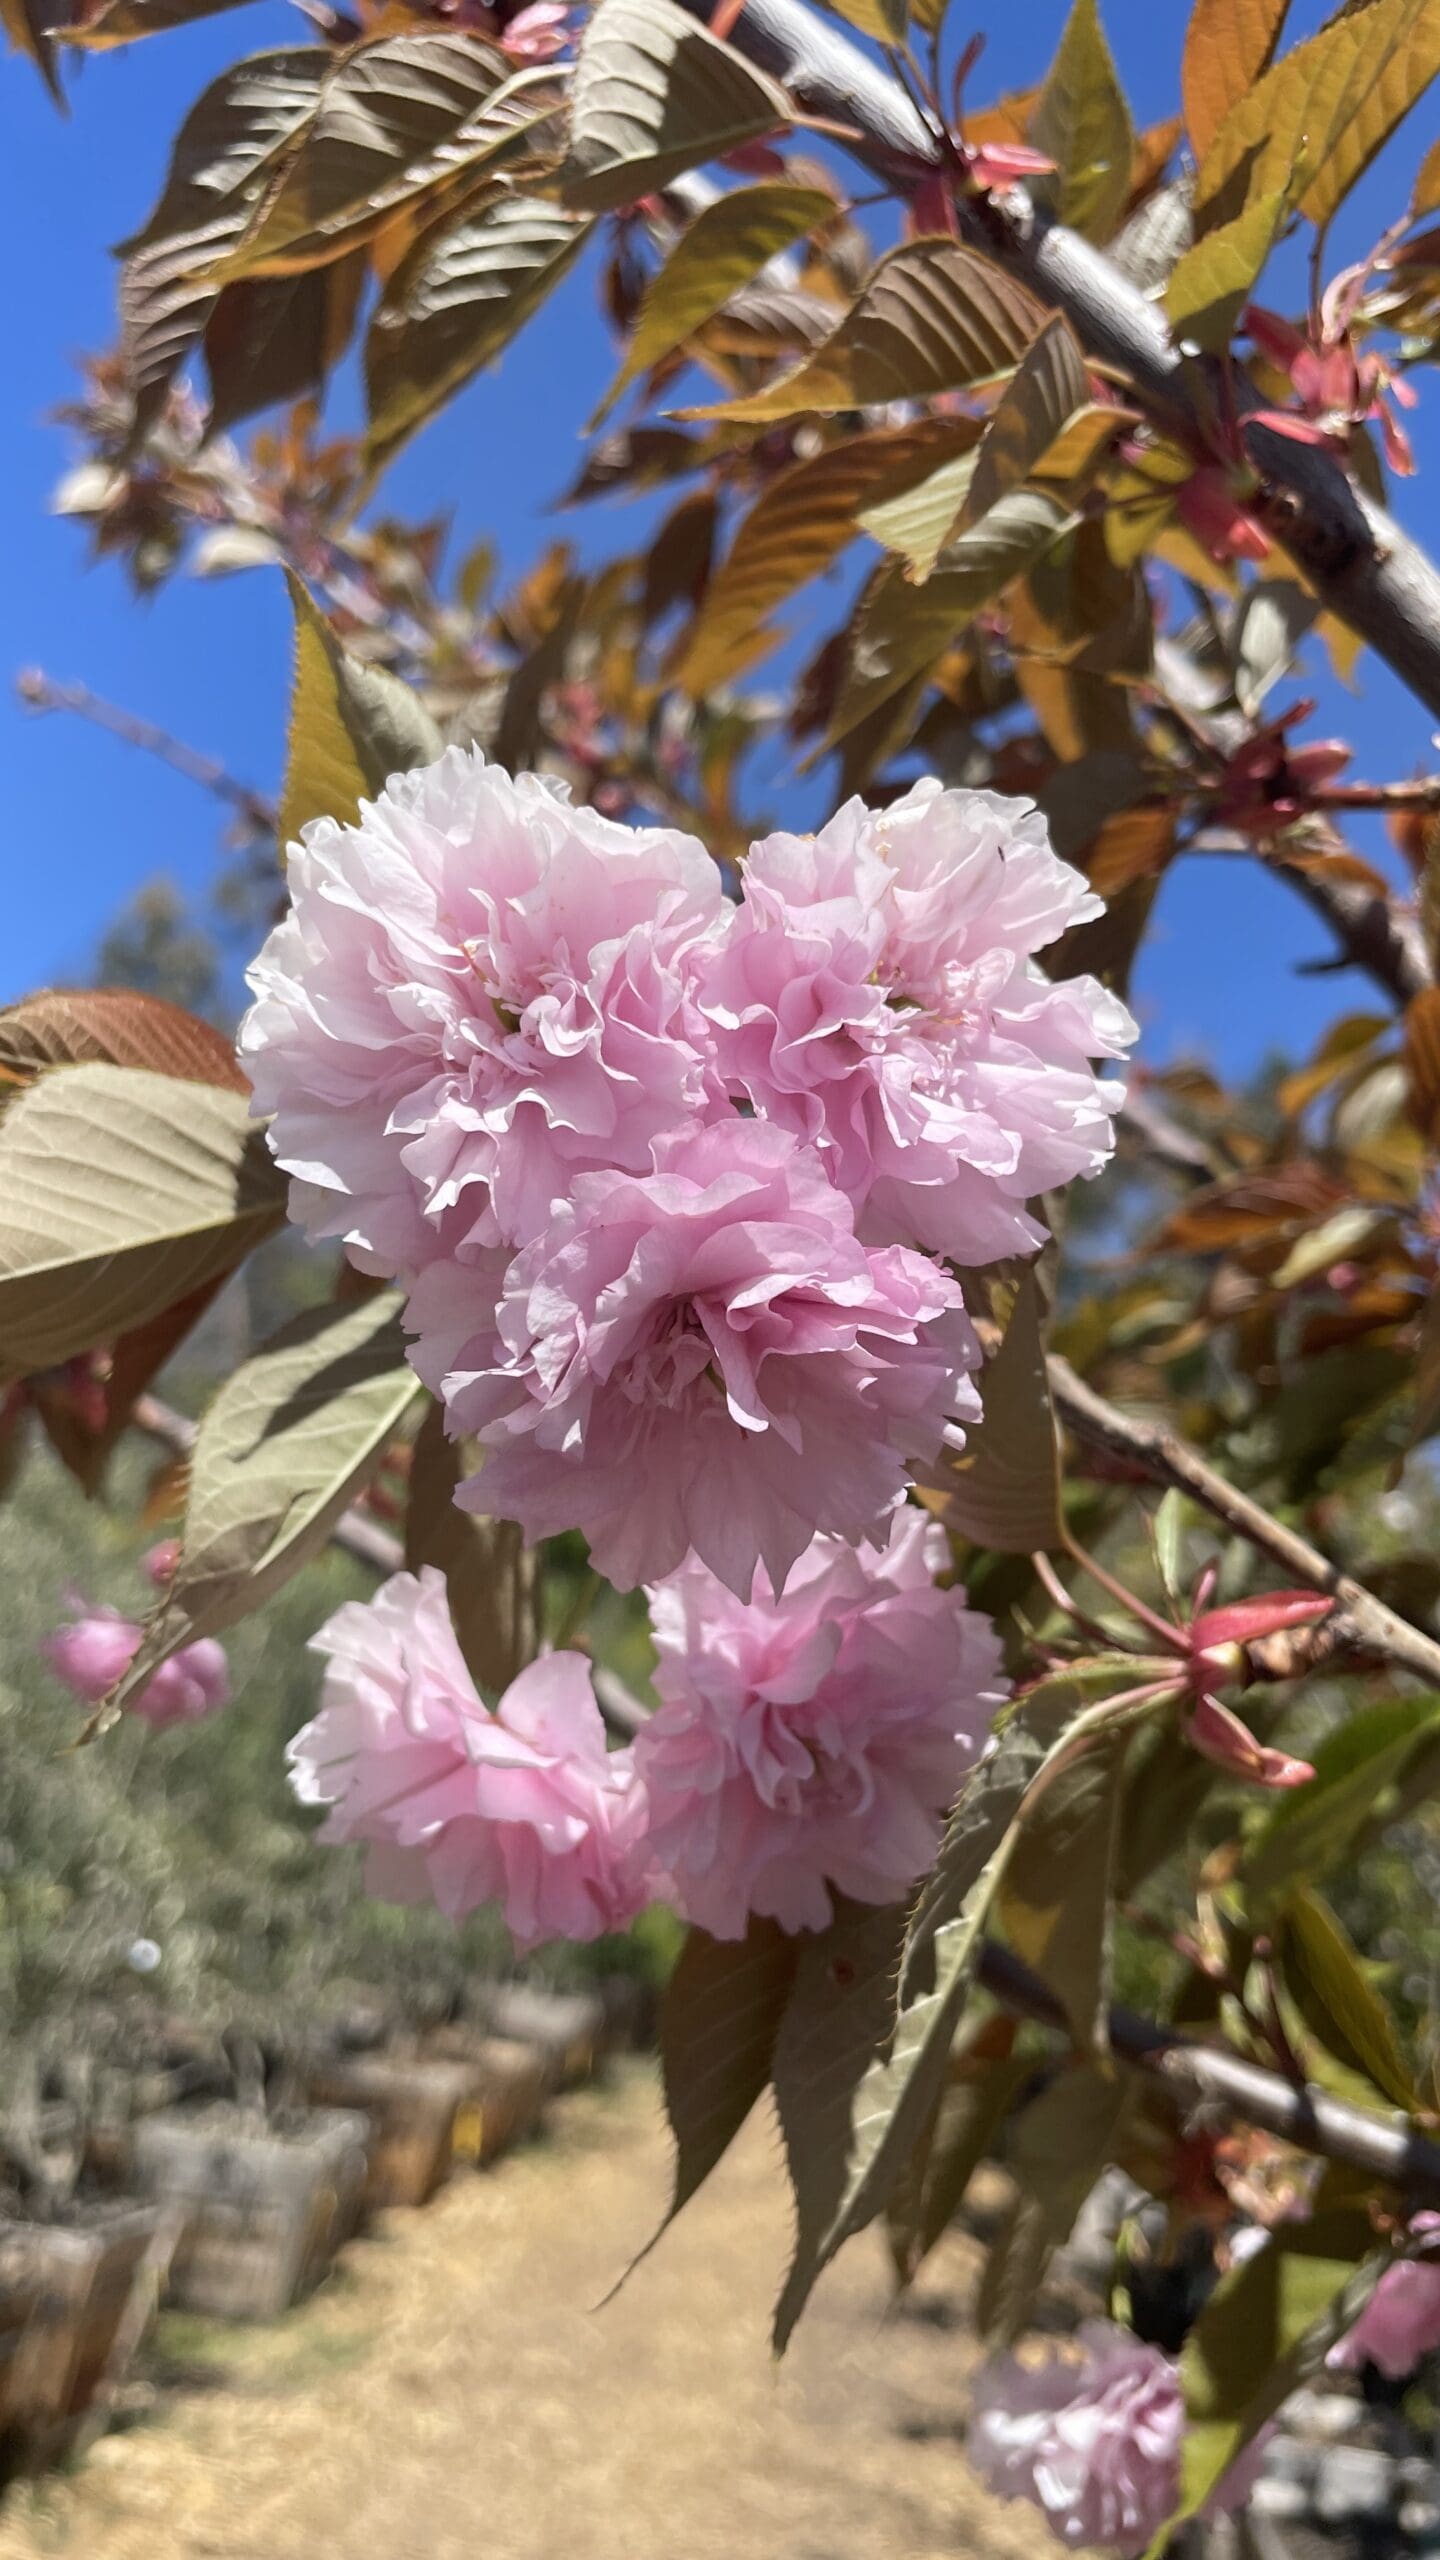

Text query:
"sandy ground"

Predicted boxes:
[[0, 2066, 1048, 2560]]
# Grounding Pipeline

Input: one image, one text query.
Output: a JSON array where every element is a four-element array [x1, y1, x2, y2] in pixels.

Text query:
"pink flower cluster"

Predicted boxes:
[[44, 1596, 229, 1730], [968, 2320, 1268, 2556], [243, 752, 1131, 1599], [289, 1523, 1007, 1951]]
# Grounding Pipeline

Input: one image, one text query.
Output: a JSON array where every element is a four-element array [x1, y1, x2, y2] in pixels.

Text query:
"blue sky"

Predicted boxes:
[[1, 0, 1437, 1072]]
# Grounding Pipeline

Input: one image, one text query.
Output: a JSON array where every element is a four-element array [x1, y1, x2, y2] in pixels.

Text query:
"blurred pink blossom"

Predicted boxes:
[[500, 1, 570, 57], [969, 2319, 1267, 2555], [1330, 2215, 1440, 2379], [702, 781, 1134, 1264], [636, 1510, 1007, 1936], [409, 1117, 981, 1599], [289, 1566, 645, 1952], [44, 1600, 229, 1729]]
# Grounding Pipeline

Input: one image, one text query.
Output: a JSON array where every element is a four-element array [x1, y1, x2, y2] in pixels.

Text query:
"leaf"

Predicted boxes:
[[977, 2063, 1133, 2344], [827, 489, 1073, 749], [204, 253, 366, 433], [1163, 188, 1288, 351], [1280, 1887, 1423, 2112], [675, 420, 980, 695], [996, 1724, 1126, 2058], [949, 314, 1090, 537], [1182, 0, 1291, 161], [365, 192, 590, 474], [1111, 178, 1195, 294], [887, 2045, 1032, 2283], [771, 1898, 909, 2349], [1245, 1696, 1440, 1913], [0, 989, 244, 1092], [592, 181, 833, 426], [1166, 2225, 1388, 2543], [117, 48, 329, 429], [1, 0, 62, 98], [681, 239, 1046, 425], [1030, 0, 1135, 245], [857, 448, 980, 585], [404, 1398, 536, 1694], [101, 1290, 420, 1726], [0, 1067, 284, 1377], [1230, 574, 1318, 714], [560, 0, 792, 214], [1194, 0, 1440, 234], [280, 573, 443, 848], [34, 1274, 229, 1499], [62, 0, 255, 47], [216, 40, 554, 278], [655, 1920, 801, 2237], [939, 1266, 1063, 1551]]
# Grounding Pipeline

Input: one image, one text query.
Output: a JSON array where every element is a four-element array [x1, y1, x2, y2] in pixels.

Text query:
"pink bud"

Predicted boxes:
[[966, 142, 1057, 187], [501, 0, 569, 57], [144, 1539, 181, 1589], [1188, 1692, 1315, 1789], [43, 1608, 142, 1705]]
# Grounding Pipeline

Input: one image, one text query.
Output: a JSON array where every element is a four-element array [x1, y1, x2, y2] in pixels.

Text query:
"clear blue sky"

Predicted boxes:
[[1, 0, 1436, 1071]]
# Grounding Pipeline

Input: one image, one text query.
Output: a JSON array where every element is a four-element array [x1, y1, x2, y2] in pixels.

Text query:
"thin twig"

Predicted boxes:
[[1047, 1356, 1440, 1691], [979, 1942, 1440, 2205], [16, 671, 275, 836]]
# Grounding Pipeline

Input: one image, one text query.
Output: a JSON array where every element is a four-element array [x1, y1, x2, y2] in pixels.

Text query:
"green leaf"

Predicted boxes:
[[1182, 0, 1291, 161], [592, 181, 834, 426], [977, 2063, 1133, 2344], [101, 1290, 421, 1728], [674, 419, 979, 695], [887, 2045, 1033, 2283], [856, 449, 980, 585], [682, 239, 1046, 425], [117, 48, 329, 430], [770, 1898, 909, 2349], [62, 0, 256, 49], [658, 1920, 801, 2230], [404, 1399, 536, 1695], [1165, 2223, 1388, 2543], [1030, 0, 1135, 244], [0, 990, 245, 1092], [1280, 1887, 1424, 2112], [364, 192, 590, 475], [560, 0, 792, 214], [827, 489, 1073, 747], [1245, 1696, 1440, 1914], [938, 1266, 1063, 1553], [1164, 188, 1288, 351], [821, 0, 908, 38], [217, 42, 560, 278], [1194, 0, 1440, 234], [0, 1066, 284, 1378], [280, 573, 442, 848], [956, 313, 1091, 534], [996, 1724, 1126, 2058]]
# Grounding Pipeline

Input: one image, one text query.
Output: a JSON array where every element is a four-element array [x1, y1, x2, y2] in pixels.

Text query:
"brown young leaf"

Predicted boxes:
[[204, 252, 366, 432], [1, 0, 62, 97], [0, 989, 245, 1092], [62, 0, 255, 47], [560, 0, 792, 214], [675, 420, 981, 695], [956, 313, 1090, 534], [365, 193, 590, 475], [1182, 0, 1291, 161], [1030, 0, 1135, 245], [1194, 0, 1440, 234], [680, 239, 1046, 426], [591, 181, 834, 427]]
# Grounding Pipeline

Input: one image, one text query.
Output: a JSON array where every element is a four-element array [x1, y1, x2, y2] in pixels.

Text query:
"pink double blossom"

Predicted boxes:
[[1330, 2214, 1440, 2379], [969, 2319, 1268, 2556], [409, 1118, 981, 1599], [241, 747, 727, 1276], [703, 781, 1133, 1265], [288, 1567, 645, 1952], [44, 1601, 230, 1730], [637, 1510, 1007, 1936]]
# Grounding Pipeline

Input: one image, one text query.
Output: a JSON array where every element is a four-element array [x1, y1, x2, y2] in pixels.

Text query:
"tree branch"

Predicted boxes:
[[681, 0, 1440, 723], [1047, 1355, 1440, 1690], [979, 1943, 1440, 2206]]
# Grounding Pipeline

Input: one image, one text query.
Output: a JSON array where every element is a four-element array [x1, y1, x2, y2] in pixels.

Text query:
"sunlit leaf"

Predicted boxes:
[[1163, 188, 1287, 351], [1245, 1696, 1440, 1913], [855, 447, 980, 585], [997, 1724, 1126, 2058], [592, 181, 834, 426], [0, 989, 244, 1092], [63, 0, 255, 48], [957, 313, 1090, 535], [1194, 0, 1440, 233], [1280, 1887, 1424, 2111], [560, 0, 792, 214], [1182, 0, 1290, 161], [1030, 0, 1135, 244], [280, 574, 442, 849], [1, 0, 62, 97], [365, 193, 590, 474], [0, 1066, 284, 1377], [681, 239, 1046, 425], [101, 1290, 421, 1727], [1230, 574, 1318, 714]]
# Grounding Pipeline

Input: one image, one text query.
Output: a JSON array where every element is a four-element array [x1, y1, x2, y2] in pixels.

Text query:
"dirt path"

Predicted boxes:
[[0, 2066, 1047, 2560]]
